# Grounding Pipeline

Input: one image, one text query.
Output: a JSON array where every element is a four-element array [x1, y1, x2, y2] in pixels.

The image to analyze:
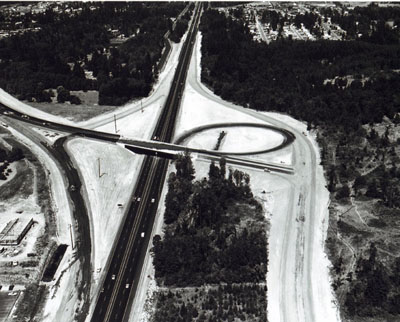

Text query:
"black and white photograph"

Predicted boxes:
[[0, 1, 399, 322]]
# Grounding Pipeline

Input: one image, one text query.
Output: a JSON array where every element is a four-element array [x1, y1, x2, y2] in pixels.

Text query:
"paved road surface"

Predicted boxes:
[[91, 4, 203, 322]]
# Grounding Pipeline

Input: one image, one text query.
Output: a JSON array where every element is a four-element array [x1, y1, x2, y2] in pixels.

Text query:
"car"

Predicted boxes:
[[42, 122, 47, 126], [151, 198, 155, 203], [125, 284, 130, 289], [70, 185, 76, 192], [264, 168, 271, 173], [100, 287, 104, 293], [141, 232, 145, 238], [280, 161, 285, 164], [96, 268, 101, 273], [117, 203, 123, 208], [1, 122, 8, 128], [111, 274, 116, 280], [137, 197, 141, 202], [21, 114, 29, 119]]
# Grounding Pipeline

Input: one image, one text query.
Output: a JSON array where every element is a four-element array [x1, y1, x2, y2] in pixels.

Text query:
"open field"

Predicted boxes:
[[28, 98, 117, 123]]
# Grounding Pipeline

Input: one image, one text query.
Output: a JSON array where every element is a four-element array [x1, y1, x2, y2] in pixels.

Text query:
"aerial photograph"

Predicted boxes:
[[0, 1, 399, 322]]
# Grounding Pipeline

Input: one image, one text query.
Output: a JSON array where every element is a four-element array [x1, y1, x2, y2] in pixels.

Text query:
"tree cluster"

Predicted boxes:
[[345, 243, 400, 317], [170, 9, 192, 43], [153, 284, 267, 322], [200, 9, 400, 132], [323, 4, 400, 42], [152, 154, 267, 287], [0, 146, 24, 180], [0, 2, 186, 105]]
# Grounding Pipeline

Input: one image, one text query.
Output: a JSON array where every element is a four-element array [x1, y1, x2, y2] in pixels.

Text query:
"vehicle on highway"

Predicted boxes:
[[101, 287, 104, 293], [70, 185, 76, 192], [125, 284, 130, 289], [264, 168, 271, 173], [141, 232, 145, 238], [151, 198, 155, 203], [21, 114, 29, 119], [111, 274, 116, 280], [137, 197, 141, 202], [117, 203, 123, 208], [1, 122, 8, 127]]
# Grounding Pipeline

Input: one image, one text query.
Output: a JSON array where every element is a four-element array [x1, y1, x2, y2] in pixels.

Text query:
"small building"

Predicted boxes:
[[0, 218, 34, 246]]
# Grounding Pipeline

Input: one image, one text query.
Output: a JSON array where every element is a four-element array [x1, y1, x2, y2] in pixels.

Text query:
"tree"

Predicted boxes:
[[336, 184, 350, 200], [57, 86, 70, 103], [70, 95, 81, 105]]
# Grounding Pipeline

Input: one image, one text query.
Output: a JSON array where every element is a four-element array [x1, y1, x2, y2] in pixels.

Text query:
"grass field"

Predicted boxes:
[[28, 90, 118, 122]]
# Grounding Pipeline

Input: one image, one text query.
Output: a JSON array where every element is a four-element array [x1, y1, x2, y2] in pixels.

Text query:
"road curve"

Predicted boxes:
[[174, 122, 295, 155], [186, 31, 340, 322]]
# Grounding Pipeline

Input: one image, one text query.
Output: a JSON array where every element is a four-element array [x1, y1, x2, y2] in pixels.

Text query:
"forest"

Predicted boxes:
[[0, 2, 187, 105], [151, 154, 268, 320], [200, 9, 400, 131], [152, 154, 267, 286], [200, 6, 400, 321]]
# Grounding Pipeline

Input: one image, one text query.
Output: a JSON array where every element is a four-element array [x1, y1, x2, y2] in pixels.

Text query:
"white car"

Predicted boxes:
[[125, 284, 130, 289], [141, 232, 145, 238], [151, 198, 155, 203], [111, 274, 116, 280]]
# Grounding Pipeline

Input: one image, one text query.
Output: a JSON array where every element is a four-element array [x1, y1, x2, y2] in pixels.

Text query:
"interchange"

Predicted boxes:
[[0, 2, 321, 322]]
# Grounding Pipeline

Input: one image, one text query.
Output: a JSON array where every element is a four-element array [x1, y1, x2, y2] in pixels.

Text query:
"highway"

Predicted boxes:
[[0, 3, 311, 321], [90, 3, 203, 322]]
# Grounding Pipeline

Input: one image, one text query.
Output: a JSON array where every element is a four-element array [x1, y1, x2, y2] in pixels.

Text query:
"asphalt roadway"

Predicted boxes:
[[42, 137, 92, 322], [90, 4, 203, 322]]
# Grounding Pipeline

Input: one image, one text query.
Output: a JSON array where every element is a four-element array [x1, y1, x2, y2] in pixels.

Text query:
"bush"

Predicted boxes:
[[57, 87, 71, 103], [70, 95, 81, 105], [336, 184, 350, 200]]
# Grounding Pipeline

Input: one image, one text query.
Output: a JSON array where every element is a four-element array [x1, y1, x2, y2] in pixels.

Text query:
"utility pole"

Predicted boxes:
[[69, 224, 74, 250], [114, 114, 118, 133]]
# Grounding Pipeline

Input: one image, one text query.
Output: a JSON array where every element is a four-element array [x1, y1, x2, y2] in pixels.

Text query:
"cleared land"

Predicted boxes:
[[28, 90, 117, 122], [0, 130, 57, 321]]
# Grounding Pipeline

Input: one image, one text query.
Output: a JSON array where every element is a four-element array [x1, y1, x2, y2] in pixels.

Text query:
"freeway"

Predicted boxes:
[[0, 2, 304, 321], [90, 3, 203, 322]]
